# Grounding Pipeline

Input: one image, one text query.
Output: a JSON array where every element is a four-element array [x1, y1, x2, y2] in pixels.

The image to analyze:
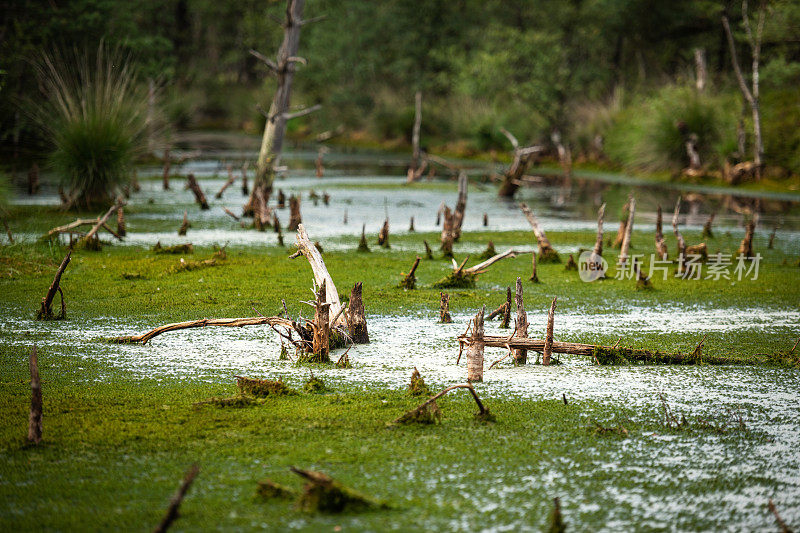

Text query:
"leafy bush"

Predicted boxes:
[[605, 86, 737, 173], [33, 44, 149, 208]]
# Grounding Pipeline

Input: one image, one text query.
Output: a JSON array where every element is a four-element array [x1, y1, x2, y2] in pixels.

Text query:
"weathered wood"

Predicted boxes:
[[613, 198, 631, 249], [466, 307, 485, 382], [346, 282, 369, 343], [311, 281, 331, 362], [111, 316, 297, 345], [672, 197, 686, 274], [377, 218, 390, 248], [591, 203, 606, 262], [440, 206, 455, 257], [223, 207, 240, 221], [551, 130, 572, 178], [357, 224, 370, 252], [655, 205, 668, 260], [253, 186, 272, 231], [162, 147, 171, 190], [486, 302, 507, 321], [513, 277, 528, 365], [241, 162, 249, 196], [291, 224, 345, 327], [178, 210, 190, 236], [399, 256, 421, 290], [77, 201, 123, 249], [694, 47, 707, 92], [498, 128, 544, 197], [483, 212, 488, 227], [500, 287, 512, 329], [322, 192, 330, 206], [423, 240, 433, 259], [277, 189, 286, 209], [409, 216, 415, 232], [519, 203, 559, 262], [767, 226, 776, 249], [543, 297, 557, 365], [116, 207, 126, 237], [27, 346, 42, 445], [37, 250, 71, 320], [215, 165, 237, 199], [186, 174, 209, 210], [530, 251, 540, 283], [737, 219, 755, 257], [452, 171, 468, 241], [406, 91, 423, 183], [393, 383, 488, 424], [618, 196, 635, 266], [153, 464, 200, 533], [439, 292, 453, 323], [287, 195, 302, 231]]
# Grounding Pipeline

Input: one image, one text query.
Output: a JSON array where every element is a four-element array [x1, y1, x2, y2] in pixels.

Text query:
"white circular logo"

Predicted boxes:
[[578, 250, 608, 282]]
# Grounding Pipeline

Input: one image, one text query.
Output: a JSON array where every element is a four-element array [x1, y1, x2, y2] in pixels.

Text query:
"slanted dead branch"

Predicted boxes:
[[215, 165, 237, 199], [519, 203, 559, 262], [290, 224, 345, 328], [186, 174, 209, 210], [498, 127, 544, 197], [399, 256, 421, 289], [153, 464, 200, 533], [433, 249, 520, 289], [37, 250, 70, 320], [393, 382, 490, 424]]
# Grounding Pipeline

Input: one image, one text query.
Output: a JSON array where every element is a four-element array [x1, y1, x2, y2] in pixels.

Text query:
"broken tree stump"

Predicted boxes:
[[590, 203, 606, 266], [274, 214, 284, 246], [399, 256, 421, 290], [186, 174, 209, 210], [737, 219, 755, 257], [423, 240, 433, 260], [452, 171, 468, 241], [178, 210, 190, 236], [513, 277, 528, 365], [287, 195, 302, 231], [702, 212, 715, 239], [500, 287, 512, 329], [618, 196, 636, 266], [215, 165, 236, 199], [409, 216, 415, 232], [28, 163, 40, 195], [162, 147, 171, 190], [308, 281, 331, 363], [440, 205, 455, 258], [277, 189, 286, 209], [252, 186, 272, 231], [613, 198, 631, 248], [377, 218, 390, 248], [520, 203, 559, 262], [672, 197, 687, 274], [153, 464, 200, 533], [27, 346, 42, 445], [393, 383, 490, 424], [497, 128, 544, 198], [530, 251, 540, 283], [543, 297, 557, 366], [466, 307, 485, 382], [290, 467, 386, 513], [345, 282, 369, 344], [116, 206, 126, 237], [291, 224, 346, 328], [433, 249, 520, 289], [655, 205, 668, 260], [767, 227, 776, 249], [241, 162, 249, 196], [439, 292, 453, 323], [37, 250, 70, 320], [357, 224, 370, 252], [483, 212, 488, 226]]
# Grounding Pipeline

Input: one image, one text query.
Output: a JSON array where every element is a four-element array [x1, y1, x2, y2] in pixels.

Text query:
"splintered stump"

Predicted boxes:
[[520, 203, 559, 262], [618, 196, 635, 266], [277, 189, 286, 209], [308, 281, 331, 363], [357, 224, 370, 252], [186, 174, 209, 210], [291, 224, 346, 328], [241, 162, 249, 196], [613, 198, 631, 248], [37, 251, 70, 320], [513, 277, 528, 365], [737, 220, 755, 257], [655, 205, 668, 260], [252, 187, 272, 231], [153, 464, 200, 533], [439, 292, 453, 323], [500, 287, 512, 329], [440, 206, 455, 257], [543, 297, 557, 366], [394, 383, 491, 425], [377, 218, 390, 248], [702, 212, 716, 239], [409, 216, 415, 232], [466, 307, 485, 382], [178, 210, 190, 236], [287, 195, 302, 231], [408, 367, 430, 396], [116, 207, 126, 237], [672, 197, 687, 274], [290, 467, 386, 513], [452, 172, 468, 241], [423, 240, 433, 259], [346, 282, 369, 344], [27, 347, 42, 445], [162, 148, 171, 190], [399, 256, 420, 289]]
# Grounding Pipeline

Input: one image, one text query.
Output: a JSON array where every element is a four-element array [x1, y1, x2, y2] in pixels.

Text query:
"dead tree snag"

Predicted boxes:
[[530, 252, 540, 283], [702, 212, 716, 239], [291, 224, 345, 328], [399, 256, 421, 289], [452, 171, 468, 241], [27, 346, 42, 445], [357, 224, 370, 252], [439, 292, 453, 323], [186, 174, 209, 210], [520, 203, 559, 262], [433, 249, 520, 289], [162, 147, 171, 190], [37, 250, 70, 320], [513, 277, 528, 365], [543, 297, 557, 366], [500, 287, 512, 329], [309, 281, 331, 363], [672, 198, 687, 274], [737, 219, 755, 257], [28, 163, 40, 195], [377, 218, 390, 248], [440, 206, 455, 258], [466, 307, 485, 382], [655, 205, 668, 260], [406, 91, 424, 183], [345, 282, 369, 344], [215, 165, 237, 199], [116, 207, 126, 237], [178, 210, 190, 236], [613, 198, 631, 249], [287, 195, 302, 231], [498, 128, 544, 198], [618, 196, 636, 266]]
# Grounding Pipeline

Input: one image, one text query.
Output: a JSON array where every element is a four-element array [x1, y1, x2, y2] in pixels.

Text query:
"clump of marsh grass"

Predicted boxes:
[[33, 44, 149, 208]]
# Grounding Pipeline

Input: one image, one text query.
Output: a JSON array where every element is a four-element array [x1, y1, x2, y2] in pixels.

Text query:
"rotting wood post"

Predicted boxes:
[[542, 297, 557, 366], [27, 346, 42, 445], [613, 198, 631, 248], [672, 197, 686, 275], [287, 195, 302, 231], [162, 147, 171, 190], [186, 174, 209, 210], [702, 212, 715, 239], [466, 306, 485, 382], [452, 171, 468, 241], [483, 212, 488, 227], [28, 163, 40, 195], [377, 218, 390, 248], [406, 91, 423, 183], [500, 287, 512, 329], [409, 217, 415, 232], [655, 205, 668, 260], [215, 165, 236, 199], [440, 206, 455, 257], [618, 196, 635, 267], [312, 281, 331, 362], [37, 251, 71, 320], [737, 219, 755, 257], [241, 162, 249, 196], [277, 189, 286, 209], [399, 256, 421, 290], [116, 206, 126, 237], [154, 464, 200, 533], [530, 251, 540, 283], [346, 282, 369, 344], [178, 210, 190, 236], [513, 277, 528, 365], [439, 292, 453, 323]]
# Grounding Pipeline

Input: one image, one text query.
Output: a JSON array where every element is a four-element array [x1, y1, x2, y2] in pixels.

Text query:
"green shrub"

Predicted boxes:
[[33, 44, 149, 208]]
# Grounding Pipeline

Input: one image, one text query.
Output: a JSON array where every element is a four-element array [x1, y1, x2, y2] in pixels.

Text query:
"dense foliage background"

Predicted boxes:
[[2, 0, 799, 172]]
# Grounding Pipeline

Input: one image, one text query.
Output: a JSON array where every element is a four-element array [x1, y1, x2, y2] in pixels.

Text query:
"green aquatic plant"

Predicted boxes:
[[33, 43, 149, 208]]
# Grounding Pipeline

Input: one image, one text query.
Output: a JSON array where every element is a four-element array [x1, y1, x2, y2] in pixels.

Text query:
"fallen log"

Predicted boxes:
[[27, 346, 42, 445], [519, 203, 559, 262], [154, 464, 200, 533], [345, 282, 369, 343], [398, 256, 420, 289], [290, 224, 345, 328], [37, 250, 70, 320], [433, 249, 520, 289], [486, 302, 507, 321], [439, 292, 453, 323], [186, 174, 209, 210], [110, 316, 298, 345], [393, 382, 490, 424], [513, 277, 528, 364]]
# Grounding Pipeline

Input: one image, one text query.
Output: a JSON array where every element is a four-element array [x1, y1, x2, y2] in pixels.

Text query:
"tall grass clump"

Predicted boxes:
[[33, 44, 148, 208], [605, 86, 736, 173]]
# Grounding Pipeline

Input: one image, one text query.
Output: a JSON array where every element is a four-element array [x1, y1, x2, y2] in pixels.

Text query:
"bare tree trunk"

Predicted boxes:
[[178, 210, 190, 236], [311, 281, 330, 362], [655, 205, 668, 260], [346, 282, 369, 343], [542, 297, 557, 366], [500, 287, 512, 329], [590, 203, 605, 267], [162, 147, 171, 190], [439, 292, 453, 323], [287, 195, 302, 231], [694, 47, 707, 92], [186, 174, 209, 210], [116, 207, 126, 237], [250, 0, 308, 209], [452, 172, 468, 241], [519, 203, 559, 262], [440, 206, 455, 257], [406, 91, 423, 183], [672, 198, 686, 274], [513, 277, 528, 365], [466, 307, 485, 382], [27, 346, 42, 445], [737, 219, 755, 257], [618, 197, 635, 266]]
